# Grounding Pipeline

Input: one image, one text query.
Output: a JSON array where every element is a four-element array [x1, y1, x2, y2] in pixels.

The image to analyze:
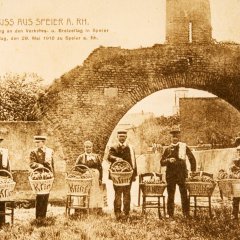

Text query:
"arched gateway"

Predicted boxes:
[[38, 0, 240, 162]]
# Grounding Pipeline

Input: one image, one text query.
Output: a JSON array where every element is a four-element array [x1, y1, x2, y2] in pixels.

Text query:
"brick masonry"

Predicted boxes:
[[37, 43, 240, 165], [33, 0, 240, 166]]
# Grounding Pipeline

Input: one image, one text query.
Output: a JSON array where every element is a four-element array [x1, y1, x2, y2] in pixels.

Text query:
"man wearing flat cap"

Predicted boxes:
[[0, 137, 11, 226], [29, 135, 54, 219], [160, 127, 196, 218], [107, 129, 137, 220]]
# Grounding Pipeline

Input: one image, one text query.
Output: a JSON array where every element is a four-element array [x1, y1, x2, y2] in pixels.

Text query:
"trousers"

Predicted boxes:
[[167, 180, 189, 216], [36, 194, 49, 218], [113, 183, 132, 215], [0, 202, 5, 226], [232, 197, 240, 218]]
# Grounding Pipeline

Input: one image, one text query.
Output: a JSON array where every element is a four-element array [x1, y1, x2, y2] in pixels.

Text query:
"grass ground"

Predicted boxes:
[[0, 205, 240, 240]]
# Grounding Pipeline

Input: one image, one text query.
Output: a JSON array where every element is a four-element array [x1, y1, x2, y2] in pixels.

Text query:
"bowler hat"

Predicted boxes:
[[170, 126, 180, 135], [235, 137, 240, 147]]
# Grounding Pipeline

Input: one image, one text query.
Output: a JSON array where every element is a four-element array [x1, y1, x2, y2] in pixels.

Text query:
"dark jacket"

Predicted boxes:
[[29, 147, 54, 173], [161, 143, 196, 183], [75, 153, 103, 181], [108, 143, 137, 181]]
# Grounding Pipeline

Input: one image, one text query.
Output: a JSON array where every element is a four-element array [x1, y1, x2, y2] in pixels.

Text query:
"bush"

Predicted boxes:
[[0, 73, 45, 121]]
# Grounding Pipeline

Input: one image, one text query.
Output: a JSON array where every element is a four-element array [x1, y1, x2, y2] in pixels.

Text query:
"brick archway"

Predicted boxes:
[[39, 44, 240, 163]]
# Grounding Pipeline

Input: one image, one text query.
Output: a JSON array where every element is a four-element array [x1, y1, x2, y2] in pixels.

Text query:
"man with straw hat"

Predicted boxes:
[[29, 135, 54, 219], [160, 126, 196, 218], [0, 137, 10, 226], [108, 129, 137, 220]]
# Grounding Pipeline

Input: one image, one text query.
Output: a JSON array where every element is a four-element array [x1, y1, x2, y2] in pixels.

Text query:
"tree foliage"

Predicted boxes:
[[0, 73, 45, 121], [137, 115, 180, 147]]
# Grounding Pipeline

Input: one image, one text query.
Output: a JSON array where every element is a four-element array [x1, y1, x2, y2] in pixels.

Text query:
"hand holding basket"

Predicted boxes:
[[109, 160, 133, 186], [28, 167, 54, 195]]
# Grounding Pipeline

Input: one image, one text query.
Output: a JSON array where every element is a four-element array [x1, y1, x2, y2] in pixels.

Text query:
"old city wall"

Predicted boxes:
[[39, 44, 240, 163]]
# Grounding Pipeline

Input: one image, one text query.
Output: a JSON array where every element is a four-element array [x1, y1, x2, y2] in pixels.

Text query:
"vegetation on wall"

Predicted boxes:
[[136, 114, 180, 151]]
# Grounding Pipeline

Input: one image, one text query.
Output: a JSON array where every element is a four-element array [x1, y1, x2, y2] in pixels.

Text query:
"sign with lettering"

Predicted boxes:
[[66, 179, 92, 196], [29, 178, 54, 195], [0, 182, 16, 199]]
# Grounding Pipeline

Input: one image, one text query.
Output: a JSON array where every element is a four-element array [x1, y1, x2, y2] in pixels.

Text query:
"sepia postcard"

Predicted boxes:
[[0, 0, 240, 239]]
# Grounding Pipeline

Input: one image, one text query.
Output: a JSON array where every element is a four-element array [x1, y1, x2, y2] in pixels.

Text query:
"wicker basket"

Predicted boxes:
[[0, 170, 16, 200], [29, 167, 54, 195], [66, 165, 93, 196], [232, 180, 240, 197], [217, 179, 233, 198], [218, 179, 240, 198], [109, 160, 133, 186], [140, 183, 167, 196], [185, 181, 216, 197]]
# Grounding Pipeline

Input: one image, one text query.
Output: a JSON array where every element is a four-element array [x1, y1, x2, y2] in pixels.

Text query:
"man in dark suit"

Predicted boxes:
[[0, 137, 10, 226], [160, 127, 196, 218], [108, 130, 137, 219], [230, 145, 240, 220], [29, 135, 54, 219]]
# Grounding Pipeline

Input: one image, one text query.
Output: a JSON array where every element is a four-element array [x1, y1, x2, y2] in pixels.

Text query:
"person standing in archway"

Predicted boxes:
[[0, 137, 11, 227], [29, 135, 54, 219], [107, 129, 137, 220], [160, 127, 196, 218]]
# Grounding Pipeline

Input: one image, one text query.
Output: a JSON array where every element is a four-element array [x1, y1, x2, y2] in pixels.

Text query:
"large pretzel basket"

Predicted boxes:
[[0, 170, 16, 200], [109, 160, 133, 186], [28, 167, 54, 195], [66, 164, 93, 196]]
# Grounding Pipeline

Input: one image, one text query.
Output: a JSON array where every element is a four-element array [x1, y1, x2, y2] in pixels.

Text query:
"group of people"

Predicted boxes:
[[1, 128, 240, 225], [72, 127, 197, 220]]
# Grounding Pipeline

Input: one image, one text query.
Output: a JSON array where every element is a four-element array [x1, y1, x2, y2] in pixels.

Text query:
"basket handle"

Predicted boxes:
[[0, 169, 13, 179], [69, 164, 93, 177], [30, 166, 52, 178]]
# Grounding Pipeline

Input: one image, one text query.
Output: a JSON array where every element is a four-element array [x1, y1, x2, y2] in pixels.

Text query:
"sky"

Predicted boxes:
[[0, 0, 238, 115]]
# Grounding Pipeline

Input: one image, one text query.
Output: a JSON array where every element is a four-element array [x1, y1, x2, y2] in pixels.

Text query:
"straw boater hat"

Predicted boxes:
[[117, 129, 128, 135], [34, 135, 47, 142]]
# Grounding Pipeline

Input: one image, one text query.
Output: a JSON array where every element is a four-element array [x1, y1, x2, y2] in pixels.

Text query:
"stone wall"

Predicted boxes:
[[136, 148, 236, 179], [0, 121, 66, 171], [166, 0, 212, 44], [0, 121, 67, 200], [192, 148, 237, 176]]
